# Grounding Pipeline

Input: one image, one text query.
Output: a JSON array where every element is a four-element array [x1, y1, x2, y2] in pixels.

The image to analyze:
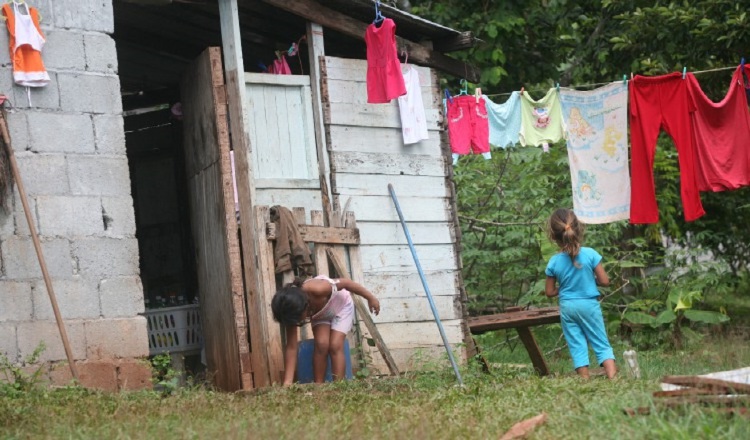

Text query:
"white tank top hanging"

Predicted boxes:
[[13, 1, 45, 53]]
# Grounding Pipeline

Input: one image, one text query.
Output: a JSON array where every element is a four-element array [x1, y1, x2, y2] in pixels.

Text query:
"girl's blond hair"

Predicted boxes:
[[547, 208, 584, 268]]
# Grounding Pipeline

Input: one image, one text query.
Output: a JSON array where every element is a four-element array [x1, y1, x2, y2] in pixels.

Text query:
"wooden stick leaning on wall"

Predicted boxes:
[[0, 108, 79, 381], [325, 246, 400, 376]]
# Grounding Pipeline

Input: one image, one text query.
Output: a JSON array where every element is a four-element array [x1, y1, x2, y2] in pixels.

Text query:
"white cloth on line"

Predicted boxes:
[[397, 67, 430, 145], [559, 82, 631, 224]]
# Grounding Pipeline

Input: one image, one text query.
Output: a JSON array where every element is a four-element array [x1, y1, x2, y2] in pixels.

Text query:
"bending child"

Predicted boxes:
[[544, 208, 617, 379], [271, 275, 380, 385]]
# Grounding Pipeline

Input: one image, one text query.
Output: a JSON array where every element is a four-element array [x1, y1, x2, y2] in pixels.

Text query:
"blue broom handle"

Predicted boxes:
[[388, 184, 463, 385]]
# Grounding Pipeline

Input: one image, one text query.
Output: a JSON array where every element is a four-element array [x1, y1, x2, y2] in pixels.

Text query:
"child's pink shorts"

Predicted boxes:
[[447, 95, 490, 155], [312, 299, 355, 334]]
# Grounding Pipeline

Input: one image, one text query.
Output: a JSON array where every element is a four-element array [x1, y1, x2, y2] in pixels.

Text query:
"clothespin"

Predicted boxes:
[[444, 88, 453, 104], [623, 74, 627, 85], [630, 72, 634, 80], [474, 87, 482, 103], [682, 67, 687, 79], [520, 86, 525, 94], [555, 82, 560, 92]]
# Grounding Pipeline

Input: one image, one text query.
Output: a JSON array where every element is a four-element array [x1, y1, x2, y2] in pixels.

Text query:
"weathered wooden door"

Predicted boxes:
[[181, 47, 251, 391], [244, 73, 323, 211]]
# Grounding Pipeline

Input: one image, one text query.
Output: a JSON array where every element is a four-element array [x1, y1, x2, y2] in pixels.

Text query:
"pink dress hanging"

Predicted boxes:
[[365, 18, 406, 103]]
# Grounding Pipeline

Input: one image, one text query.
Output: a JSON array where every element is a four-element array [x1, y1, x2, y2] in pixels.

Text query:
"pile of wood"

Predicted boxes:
[[625, 375, 750, 417]]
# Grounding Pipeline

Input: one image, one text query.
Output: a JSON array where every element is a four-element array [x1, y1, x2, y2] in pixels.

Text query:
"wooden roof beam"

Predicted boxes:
[[253, 0, 480, 82], [433, 31, 480, 53]]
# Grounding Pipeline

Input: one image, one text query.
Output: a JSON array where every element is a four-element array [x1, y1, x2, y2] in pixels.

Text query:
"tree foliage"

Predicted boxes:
[[407, 0, 749, 334]]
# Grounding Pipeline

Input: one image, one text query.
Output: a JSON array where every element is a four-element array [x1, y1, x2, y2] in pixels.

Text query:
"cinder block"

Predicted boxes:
[[93, 115, 125, 154], [77, 360, 118, 391], [37, 195, 103, 237], [17, 319, 86, 363], [101, 196, 136, 237], [43, 31, 86, 71], [85, 317, 149, 359], [14, 153, 69, 195], [118, 359, 153, 391], [53, 0, 113, 33], [6, 111, 29, 152], [12, 190, 37, 237], [27, 112, 95, 154], [68, 156, 130, 196], [33, 0, 55, 28], [84, 33, 117, 74], [49, 361, 77, 387], [32, 277, 100, 320], [1, 237, 74, 280], [0, 205, 12, 238], [0, 323, 18, 364], [100, 276, 144, 318], [0, 281, 33, 322], [71, 237, 139, 277], [0, 26, 8, 67], [58, 73, 121, 114], [12, 72, 60, 111]]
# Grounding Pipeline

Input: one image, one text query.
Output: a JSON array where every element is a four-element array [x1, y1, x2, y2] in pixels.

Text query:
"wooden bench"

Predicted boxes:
[[468, 306, 561, 376]]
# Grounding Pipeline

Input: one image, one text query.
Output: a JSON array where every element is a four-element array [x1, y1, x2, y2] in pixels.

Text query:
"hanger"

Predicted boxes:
[[458, 79, 468, 96], [373, 0, 385, 25], [401, 49, 409, 67]]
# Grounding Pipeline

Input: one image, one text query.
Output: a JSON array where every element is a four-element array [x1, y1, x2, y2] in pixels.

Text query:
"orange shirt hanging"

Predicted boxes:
[[2, 2, 49, 87]]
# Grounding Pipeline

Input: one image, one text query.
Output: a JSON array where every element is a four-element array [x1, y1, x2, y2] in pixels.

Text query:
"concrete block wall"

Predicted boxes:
[[0, 0, 150, 389]]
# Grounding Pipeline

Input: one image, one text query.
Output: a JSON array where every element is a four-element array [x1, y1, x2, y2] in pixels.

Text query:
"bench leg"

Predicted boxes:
[[517, 327, 550, 376]]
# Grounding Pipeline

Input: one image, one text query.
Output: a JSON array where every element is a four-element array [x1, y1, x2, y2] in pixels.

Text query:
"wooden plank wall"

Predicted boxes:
[[322, 56, 466, 372]]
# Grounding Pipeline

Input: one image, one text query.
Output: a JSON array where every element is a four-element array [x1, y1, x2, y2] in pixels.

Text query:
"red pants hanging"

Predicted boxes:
[[447, 95, 490, 156], [629, 73, 705, 224]]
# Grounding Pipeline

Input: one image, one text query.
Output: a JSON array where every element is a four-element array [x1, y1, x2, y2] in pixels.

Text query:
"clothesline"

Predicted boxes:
[[483, 65, 739, 98]]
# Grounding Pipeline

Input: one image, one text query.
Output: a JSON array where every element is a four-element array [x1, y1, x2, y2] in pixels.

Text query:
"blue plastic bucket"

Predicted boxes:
[[296, 338, 353, 383]]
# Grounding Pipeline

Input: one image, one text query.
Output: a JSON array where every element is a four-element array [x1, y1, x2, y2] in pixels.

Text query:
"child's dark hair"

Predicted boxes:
[[271, 278, 307, 326], [548, 208, 584, 267]]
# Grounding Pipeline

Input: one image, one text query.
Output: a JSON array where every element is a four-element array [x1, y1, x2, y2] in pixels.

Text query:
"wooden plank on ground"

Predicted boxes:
[[660, 376, 750, 395], [266, 223, 360, 245], [468, 308, 561, 334], [330, 151, 447, 177], [326, 246, 400, 376]]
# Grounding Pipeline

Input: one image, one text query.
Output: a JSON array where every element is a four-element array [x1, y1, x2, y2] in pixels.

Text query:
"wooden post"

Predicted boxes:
[[516, 327, 549, 376], [0, 110, 79, 381], [219, 0, 273, 389], [305, 22, 334, 225]]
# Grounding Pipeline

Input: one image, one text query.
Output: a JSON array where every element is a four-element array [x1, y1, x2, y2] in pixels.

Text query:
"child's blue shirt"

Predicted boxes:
[[545, 247, 602, 301]]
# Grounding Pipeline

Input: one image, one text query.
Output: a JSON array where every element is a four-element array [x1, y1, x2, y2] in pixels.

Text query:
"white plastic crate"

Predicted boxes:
[[144, 304, 202, 355]]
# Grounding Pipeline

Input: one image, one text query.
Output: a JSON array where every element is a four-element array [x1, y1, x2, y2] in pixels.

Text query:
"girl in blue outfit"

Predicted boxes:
[[545, 208, 617, 379]]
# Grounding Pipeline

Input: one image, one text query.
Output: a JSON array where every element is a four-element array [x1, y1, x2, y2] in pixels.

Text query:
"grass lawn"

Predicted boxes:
[[1, 330, 749, 439]]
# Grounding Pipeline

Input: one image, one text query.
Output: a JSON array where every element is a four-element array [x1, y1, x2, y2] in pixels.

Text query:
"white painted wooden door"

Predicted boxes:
[[244, 73, 320, 190]]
